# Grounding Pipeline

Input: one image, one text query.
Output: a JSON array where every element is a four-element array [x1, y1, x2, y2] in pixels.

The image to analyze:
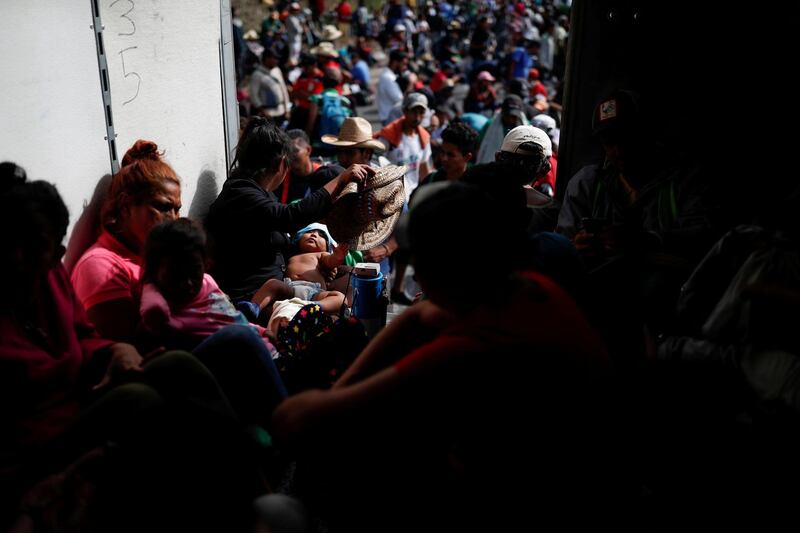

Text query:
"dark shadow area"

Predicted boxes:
[[64, 174, 112, 272], [188, 169, 221, 222]]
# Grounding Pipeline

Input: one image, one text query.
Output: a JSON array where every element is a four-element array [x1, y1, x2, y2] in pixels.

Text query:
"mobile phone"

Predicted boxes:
[[581, 217, 607, 233]]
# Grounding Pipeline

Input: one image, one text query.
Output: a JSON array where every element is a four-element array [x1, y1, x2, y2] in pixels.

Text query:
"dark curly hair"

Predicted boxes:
[[441, 122, 478, 156], [103, 140, 181, 230]]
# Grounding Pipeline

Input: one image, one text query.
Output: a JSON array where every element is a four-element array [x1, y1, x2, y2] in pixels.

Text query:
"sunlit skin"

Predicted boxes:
[[120, 180, 181, 253], [297, 230, 328, 254]]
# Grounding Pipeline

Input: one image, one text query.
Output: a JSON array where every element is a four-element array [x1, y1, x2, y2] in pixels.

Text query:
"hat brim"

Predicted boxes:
[[334, 164, 407, 200], [324, 30, 343, 40], [310, 46, 339, 57], [325, 165, 407, 250], [321, 135, 386, 152], [328, 209, 401, 251]]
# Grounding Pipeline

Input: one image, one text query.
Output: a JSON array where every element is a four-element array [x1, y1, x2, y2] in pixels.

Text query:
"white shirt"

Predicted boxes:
[[377, 68, 403, 122], [380, 132, 431, 200]]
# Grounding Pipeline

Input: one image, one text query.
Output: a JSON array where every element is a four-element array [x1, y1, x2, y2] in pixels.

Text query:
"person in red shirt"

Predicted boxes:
[[336, 0, 352, 39], [528, 67, 549, 98], [429, 60, 460, 96], [273, 182, 619, 531], [0, 176, 263, 530], [336, 0, 352, 21], [289, 55, 324, 131]]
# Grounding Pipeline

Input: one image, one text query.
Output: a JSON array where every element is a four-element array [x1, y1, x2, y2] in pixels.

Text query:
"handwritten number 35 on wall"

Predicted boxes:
[[110, 0, 140, 105]]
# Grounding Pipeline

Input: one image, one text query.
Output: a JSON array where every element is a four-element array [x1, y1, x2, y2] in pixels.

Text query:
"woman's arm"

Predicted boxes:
[[235, 164, 375, 232], [321, 163, 375, 197], [274, 365, 404, 445]]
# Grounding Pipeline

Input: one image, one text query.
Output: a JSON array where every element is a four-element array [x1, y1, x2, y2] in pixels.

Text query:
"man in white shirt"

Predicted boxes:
[[377, 50, 408, 125], [376, 92, 432, 201]]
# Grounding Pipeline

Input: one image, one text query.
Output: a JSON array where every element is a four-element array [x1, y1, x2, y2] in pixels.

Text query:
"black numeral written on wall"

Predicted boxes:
[[110, 0, 141, 106]]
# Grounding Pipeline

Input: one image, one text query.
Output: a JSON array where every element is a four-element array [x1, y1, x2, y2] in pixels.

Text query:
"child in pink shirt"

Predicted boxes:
[[139, 218, 278, 355]]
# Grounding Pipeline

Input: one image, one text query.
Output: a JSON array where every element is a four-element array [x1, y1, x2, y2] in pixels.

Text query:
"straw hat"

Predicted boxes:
[[324, 165, 407, 251], [321, 117, 385, 151], [321, 25, 343, 41], [310, 41, 338, 57]]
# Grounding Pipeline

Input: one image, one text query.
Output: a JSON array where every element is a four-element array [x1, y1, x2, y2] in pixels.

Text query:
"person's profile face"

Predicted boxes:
[[126, 181, 182, 248], [290, 138, 311, 173]]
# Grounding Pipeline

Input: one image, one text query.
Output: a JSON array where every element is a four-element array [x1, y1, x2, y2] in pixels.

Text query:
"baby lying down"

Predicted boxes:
[[252, 224, 350, 330]]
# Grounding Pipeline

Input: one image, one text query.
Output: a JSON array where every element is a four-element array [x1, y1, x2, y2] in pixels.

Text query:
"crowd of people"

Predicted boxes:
[[2, 0, 800, 531]]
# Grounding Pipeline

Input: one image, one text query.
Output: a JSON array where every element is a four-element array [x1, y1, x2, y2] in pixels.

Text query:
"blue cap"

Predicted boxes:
[[293, 223, 336, 252]]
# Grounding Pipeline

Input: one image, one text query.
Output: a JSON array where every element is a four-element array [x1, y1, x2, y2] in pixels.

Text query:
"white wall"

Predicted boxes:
[[0, 1, 111, 237], [0, 0, 230, 239], [100, 0, 227, 222]]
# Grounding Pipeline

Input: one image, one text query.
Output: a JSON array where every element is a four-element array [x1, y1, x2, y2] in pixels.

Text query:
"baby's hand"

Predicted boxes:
[[331, 243, 349, 265]]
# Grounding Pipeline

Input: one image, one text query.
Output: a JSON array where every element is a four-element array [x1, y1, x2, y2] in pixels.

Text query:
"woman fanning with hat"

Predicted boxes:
[[205, 117, 373, 307]]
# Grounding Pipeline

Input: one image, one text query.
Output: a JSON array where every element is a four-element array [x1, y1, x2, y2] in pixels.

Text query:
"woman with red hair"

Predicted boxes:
[[71, 141, 288, 429], [72, 140, 181, 340]]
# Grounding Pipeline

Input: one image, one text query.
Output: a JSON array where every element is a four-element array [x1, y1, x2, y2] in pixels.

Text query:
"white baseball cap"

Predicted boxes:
[[500, 125, 552, 158]]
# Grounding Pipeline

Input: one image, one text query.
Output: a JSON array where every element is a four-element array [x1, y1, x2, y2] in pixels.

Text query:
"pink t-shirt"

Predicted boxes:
[[140, 275, 276, 354], [71, 230, 142, 311]]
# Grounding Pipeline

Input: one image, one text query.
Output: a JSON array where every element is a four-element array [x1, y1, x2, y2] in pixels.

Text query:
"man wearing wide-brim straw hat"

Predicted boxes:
[[322, 117, 386, 169], [310, 41, 339, 59], [321, 24, 343, 42], [324, 117, 409, 304]]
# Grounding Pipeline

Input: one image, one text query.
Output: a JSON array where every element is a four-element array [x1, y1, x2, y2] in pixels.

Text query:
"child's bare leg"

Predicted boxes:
[[313, 290, 346, 314], [252, 279, 294, 311]]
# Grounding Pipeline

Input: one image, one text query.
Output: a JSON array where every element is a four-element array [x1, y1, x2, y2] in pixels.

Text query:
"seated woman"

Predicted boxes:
[[204, 116, 373, 304], [0, 177, 262, 531], [71, 140, 181, 341], [70, 140, 287, 428], [272, 183, 623, 532]]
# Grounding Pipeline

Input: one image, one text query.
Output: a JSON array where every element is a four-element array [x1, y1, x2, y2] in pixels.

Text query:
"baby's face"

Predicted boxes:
[[298, 230, 328, 253], [156, 252, 205, 306]]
